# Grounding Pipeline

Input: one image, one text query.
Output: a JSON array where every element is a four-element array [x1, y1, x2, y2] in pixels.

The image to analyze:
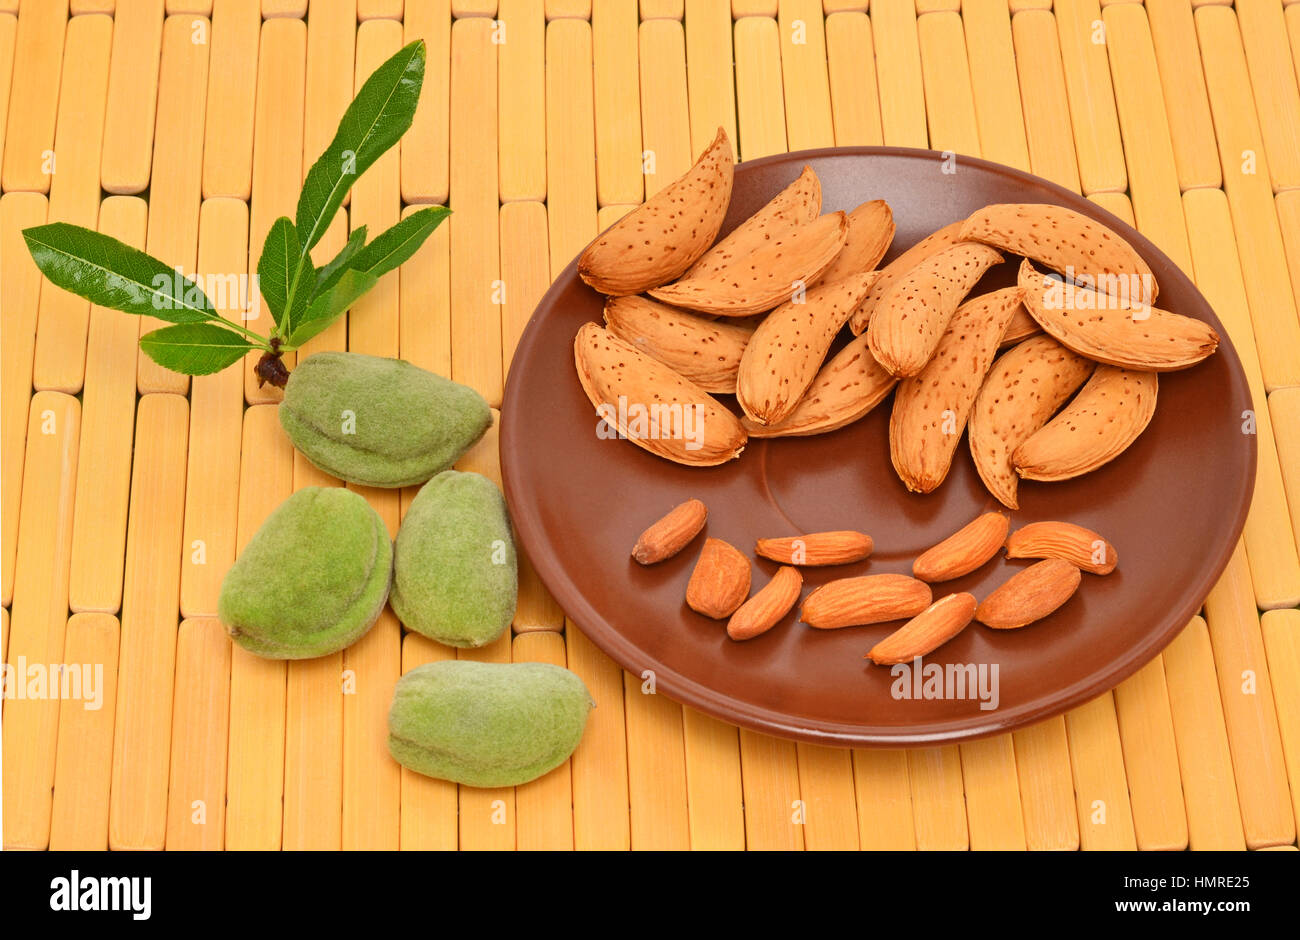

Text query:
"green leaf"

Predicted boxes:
[[23, 222, 217, 323], [296, 40, 426, 253], [139, 323, 261, 376], [349, 206, 449, 280], [256, 217, 300, 332], [314, 225, 368, 296], [285, 268, 380, 349]]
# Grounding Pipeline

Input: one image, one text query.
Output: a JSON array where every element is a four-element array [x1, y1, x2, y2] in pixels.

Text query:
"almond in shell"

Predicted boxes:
[[889, 287, 1025, 493], [912, 512, 1010, 583], [1018, 259, 1218, 371], [573, 323, 747, 466], [737, 271, 878, 426], [999, 301, 1042, 348], [727, 566, 803, 641], [578, 128, 734, 295], [648, 211, 850, 317], [1013, 366, 1157, 481], [632, 498, 709, 565], [867, 593, 978, 665], [686, 537, 752, 619], [848, 219, 966, 335], [755, 530, 874, 566], [1005, 521, 1118, 575], [976, 558, 1081, 629], [867, 241, 1004, 377], [961, 202, 1157, 303], [818, 199, 896, 285], [604, 295, 754, 394], [968, 335, 1096, 509], [801, 574, 933, 629]]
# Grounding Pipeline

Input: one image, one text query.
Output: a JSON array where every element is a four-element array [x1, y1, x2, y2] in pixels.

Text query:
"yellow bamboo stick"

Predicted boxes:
[[871, 0, 928, 147], [30, 14, 110, 395], [48, 613, 119, 850], [824, 12, 883, 146], [1197, 4, 1300, 391], [961, 0, 1030, 171], [72, 1, 116, 13], [917, 10, 979, 156], [0, 192, 46, 608], [398, 633, 458, 849], [224, 405, 293, 850], [403, 1, 450, 203], [776, 0, 835, 151], [566, 622, 631, 848], [623, 671, 692, 850], [1270, 387, 1300, 542], [1235, 0, 1300, 194], [1013, 718, 1080, 850], [498, 0, 546, 202], [1064, 694, 1138, 850], [642, 0, 682, 17], [916, 0, 958, 11], [1145, 0, 1221, 191], [139, 15, 211, 397], [795, 743, 859, 850], [546, 0, 589, 17], [1, 391, 80, 850], [1053, 0, 1127, 193], [264, 0, 308, 15], [1203, 544, 1297, 847], [1, 605, 7, 664], [452, 2, 497, 20], [734, 0, 777, 16], [683, 6, 735, 157], [108, 393, 188, 850], [851, 749, 916, 849], [545, 18, 599, 275], [305, 0, 355, 192], [450, 16, 503, 405], [245, 17, 306, 403], [358, 0, 403, 17], [1012, 9, 1081, 193], [201, 0, 258, 199], [101, 0, 162, 194], [906, 745, 968, 850], [169, 1, 212, 12], [959, 735, 1028, 851], [1162, 618, 1246, 849], [342, 603, 402, 849], [68, 197, 145, 615], [1260, 609, 1300, 832], [823, 0, 867, 11], [641, 22, 691, 198], [738, 728, 804, 849], [1113, 658, 1189, 850], [1181, 188, 1300, 610], [734, 16, 788, 160], [1, 0, 65, 192], [178, 199, 247, 621], [513, 632, 575, 849], [1010, 0, 1052, 10], [680, 709, 744, 849], [592, 0, 643, 207], [0, 13, 15, 172], [164, 618, 231, 849], [401, 203, 452, 375]]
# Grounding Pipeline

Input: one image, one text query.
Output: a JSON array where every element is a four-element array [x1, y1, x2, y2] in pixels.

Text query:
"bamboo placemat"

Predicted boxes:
[[1, 0, 1297, 851]]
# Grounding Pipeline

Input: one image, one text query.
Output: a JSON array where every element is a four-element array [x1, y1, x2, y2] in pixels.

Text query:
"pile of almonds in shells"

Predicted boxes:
[[573, 128, 1220, 660]]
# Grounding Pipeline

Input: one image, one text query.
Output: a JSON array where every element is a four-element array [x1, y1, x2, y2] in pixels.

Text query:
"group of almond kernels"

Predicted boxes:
[[572, 128, 1221, 511], [634, 499, 1118, 661]]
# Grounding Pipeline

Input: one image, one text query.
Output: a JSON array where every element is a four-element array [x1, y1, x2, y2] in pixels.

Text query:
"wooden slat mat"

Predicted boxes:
[[1, 0, 1297, 851]]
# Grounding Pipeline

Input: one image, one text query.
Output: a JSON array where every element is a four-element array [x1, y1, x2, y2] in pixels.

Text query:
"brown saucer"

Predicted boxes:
[[500, 148, 1255, 747]]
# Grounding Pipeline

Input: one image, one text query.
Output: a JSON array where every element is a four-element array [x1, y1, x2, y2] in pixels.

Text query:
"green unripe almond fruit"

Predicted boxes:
[[387, 660, 594, 787], [279, 351, 492, 488], [218, 487, 392, 659], [390, 470, 518, 647]]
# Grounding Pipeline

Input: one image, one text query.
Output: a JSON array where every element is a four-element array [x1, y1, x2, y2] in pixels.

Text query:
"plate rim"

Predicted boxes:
[[500, 144, 1257, 747]]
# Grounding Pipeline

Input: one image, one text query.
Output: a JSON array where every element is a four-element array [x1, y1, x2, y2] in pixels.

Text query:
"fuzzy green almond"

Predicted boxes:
[[279, 351, 491, 488], [218, 487, 392, 659], [387, 660, 594, 788]]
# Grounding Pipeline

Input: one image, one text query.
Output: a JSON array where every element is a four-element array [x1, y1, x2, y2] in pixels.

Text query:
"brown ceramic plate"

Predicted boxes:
[[500, 148, 1255, 747]]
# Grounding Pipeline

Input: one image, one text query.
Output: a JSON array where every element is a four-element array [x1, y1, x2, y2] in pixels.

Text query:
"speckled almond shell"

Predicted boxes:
[[603, 294, 754, 394], [967, 335, 1096, 510], [867, 241, 1004, 377], [1013, 366, 1158, 481], [1017, 259, 1219, 371], [961, 202, 1158, 303], [848, 219, 966, 335], [742, 331, 897, 438], [577, 128, 734, 295], [736, 271, 878, 426], [684, 165, 822, 280], [889, 286, 1025, 493], [572, 322, 747, 466], [648, 210, 850, 317], [999, 301, 1042, 348], [818, 199, 896, 285]]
